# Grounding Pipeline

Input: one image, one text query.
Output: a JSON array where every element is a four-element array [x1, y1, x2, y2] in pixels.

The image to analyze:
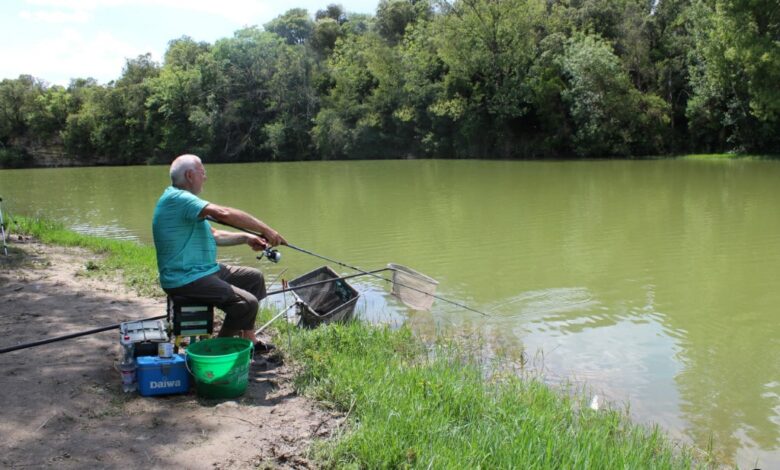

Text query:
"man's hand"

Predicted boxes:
[[263, 230, 287, 247], [246, 234, 269, 251]]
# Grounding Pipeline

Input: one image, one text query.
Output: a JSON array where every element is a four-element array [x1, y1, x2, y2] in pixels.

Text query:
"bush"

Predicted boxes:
[[0, 146, 31, 168]]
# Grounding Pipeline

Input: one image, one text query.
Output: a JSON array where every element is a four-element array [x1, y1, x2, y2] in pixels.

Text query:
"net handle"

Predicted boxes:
[[265, 269, 390, 297]]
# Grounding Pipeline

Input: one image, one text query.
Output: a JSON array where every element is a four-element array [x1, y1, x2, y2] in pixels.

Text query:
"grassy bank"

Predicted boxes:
[[680, 153, 779, 160], [10, 216, 161, 296], [8, 216, 709, 468], [281, 322, 706, 468]]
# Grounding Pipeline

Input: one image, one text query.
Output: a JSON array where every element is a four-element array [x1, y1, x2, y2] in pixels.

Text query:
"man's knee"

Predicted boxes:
[[246, 269, 266, 300], [222, 264, 266, 299], [246, 295, 259, 314]]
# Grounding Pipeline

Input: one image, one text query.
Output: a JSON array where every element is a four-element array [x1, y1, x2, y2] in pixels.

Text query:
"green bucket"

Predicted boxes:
[[186, 338, 253, 399]]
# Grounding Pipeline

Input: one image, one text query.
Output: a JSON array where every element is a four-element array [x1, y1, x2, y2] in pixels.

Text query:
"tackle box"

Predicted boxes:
[[136, 354, 190, 396], [119, 319, 169, 358]]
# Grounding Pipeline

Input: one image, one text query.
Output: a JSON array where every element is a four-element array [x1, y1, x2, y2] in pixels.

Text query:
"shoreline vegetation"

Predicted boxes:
[[2, 153, 779, 171], [7, 215, 714, 468], [678, 154, 779, 161], [2, 0, 779, 168]]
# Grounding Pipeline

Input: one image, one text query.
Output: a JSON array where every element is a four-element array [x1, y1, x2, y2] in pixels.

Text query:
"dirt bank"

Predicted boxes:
[[0, 239, 341, 469]]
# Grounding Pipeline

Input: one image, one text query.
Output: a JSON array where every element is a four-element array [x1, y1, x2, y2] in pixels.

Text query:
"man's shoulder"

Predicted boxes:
[[158, 186, 206, 205], [159, 185, 185, 199], [154, 186, 210, 227]]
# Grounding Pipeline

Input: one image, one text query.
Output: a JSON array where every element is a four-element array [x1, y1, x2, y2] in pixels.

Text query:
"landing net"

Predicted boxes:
[[387, 263, 439, 311]]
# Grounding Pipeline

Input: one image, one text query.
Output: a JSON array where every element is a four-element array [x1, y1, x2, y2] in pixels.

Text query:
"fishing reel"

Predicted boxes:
[[257, 247, 282, 263]]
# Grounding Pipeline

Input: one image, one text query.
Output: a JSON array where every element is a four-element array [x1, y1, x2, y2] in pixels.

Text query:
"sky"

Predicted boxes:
[[0, 0, 380, 87]]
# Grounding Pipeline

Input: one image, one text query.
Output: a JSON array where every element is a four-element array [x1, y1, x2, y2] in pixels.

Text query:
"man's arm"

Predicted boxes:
[[201, 203, 287, 246], [211, 228, 256, 247]]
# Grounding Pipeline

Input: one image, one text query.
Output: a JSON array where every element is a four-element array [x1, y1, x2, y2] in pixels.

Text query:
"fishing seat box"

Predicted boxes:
[[167, 296, 214, 336], [136, 354, 190, 396]]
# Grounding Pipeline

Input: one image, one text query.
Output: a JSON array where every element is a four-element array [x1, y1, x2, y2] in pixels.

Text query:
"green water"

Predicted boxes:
[[1, 159, 779, 466]]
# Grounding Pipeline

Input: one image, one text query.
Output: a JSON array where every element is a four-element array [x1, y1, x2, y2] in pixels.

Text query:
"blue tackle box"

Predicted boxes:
[[136, 354, 190, 396]]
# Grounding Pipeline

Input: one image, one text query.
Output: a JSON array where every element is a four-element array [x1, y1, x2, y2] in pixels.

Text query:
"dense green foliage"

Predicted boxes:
[[287, 321, 704, 468], [1, 0, 777, 165]]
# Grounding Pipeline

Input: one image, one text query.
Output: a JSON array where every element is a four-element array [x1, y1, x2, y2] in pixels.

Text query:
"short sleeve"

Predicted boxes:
[[179, 191, 209, 222]]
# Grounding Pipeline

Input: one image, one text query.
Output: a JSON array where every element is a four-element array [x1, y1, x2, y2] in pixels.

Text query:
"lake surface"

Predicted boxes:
[[1, 159, 779, 467]]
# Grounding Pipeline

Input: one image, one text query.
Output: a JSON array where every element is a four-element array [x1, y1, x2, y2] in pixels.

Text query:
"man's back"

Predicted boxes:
[[152, 185, 218, 289]]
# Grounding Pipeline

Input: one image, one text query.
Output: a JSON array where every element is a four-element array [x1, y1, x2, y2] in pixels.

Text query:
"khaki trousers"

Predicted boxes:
[[164, 264, 266, 332]]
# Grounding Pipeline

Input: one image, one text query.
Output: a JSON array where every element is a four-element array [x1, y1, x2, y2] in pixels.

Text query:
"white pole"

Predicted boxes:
[[0, 197, 8, 256]]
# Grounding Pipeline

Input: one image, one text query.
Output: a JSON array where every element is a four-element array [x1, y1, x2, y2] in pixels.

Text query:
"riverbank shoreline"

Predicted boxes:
[[0, 237, 341, 468], [0, 216, 715, 468], [1, 152, 777, 170]]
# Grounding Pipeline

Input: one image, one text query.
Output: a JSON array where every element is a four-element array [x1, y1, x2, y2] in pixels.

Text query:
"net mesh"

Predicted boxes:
[[388, 263, 439, 311], [289, 266, 359, 327]]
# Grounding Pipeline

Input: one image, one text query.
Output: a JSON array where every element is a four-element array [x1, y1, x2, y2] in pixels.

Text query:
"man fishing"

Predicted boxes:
[[152, 154, 286, 350]]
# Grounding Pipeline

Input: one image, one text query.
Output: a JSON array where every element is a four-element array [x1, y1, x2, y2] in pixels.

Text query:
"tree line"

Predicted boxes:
[[0, 0, 777, 167]]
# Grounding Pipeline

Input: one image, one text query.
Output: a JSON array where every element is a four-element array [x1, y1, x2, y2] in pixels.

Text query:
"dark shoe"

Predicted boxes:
[[253, 340, 275, 354]]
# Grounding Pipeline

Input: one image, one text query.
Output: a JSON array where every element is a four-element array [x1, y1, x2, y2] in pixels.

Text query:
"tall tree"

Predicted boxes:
[[561, 33, 668, 156], [0, 75, 48, 166], [375, 0, 432, 44], [147, 38, 215, 159], [312, 33, 384, 159], [210, 27, 317, 161], [316, 4, 348, 23], [434, 0, 546, 157], [648, 0, 695, 151], [264, 9, 315, 45], [686, 0, 779, 152], [114, 54, 159, 162]]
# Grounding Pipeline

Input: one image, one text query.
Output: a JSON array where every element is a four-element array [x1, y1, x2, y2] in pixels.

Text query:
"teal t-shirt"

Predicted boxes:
[[152, 186, 219, 289]]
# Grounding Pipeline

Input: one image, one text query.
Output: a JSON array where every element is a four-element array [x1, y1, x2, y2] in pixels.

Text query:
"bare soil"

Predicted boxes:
[[0, 238, 341, 469]]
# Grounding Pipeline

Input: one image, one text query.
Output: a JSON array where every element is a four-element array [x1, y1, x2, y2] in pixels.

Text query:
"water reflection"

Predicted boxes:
[[71, 222, 139, 241]]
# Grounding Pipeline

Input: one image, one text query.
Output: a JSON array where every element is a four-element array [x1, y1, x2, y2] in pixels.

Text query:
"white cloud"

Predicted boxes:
[[0, 28, 160, 85], [3, 0, 379, 84], [23, 0, 273, 26], [156, 0, 274, 25], [19, 9, 89, 23], [25, 0, 127, 8]]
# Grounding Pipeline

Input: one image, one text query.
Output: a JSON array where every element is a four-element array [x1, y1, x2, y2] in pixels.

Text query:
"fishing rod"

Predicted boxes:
[[206, 216, 491, 316], [1, 269, 372, 353], [0, 315, 167, 355], [0, 271, 387, 355]]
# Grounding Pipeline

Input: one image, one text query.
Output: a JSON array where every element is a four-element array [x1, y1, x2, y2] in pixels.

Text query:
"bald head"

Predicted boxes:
[[170, 154, 202, 187]]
